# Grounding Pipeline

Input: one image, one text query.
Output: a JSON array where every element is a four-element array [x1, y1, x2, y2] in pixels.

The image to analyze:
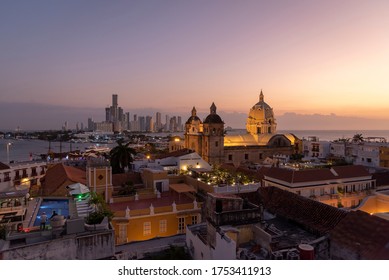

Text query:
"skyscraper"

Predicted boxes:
[[156, 112, 162, 132]]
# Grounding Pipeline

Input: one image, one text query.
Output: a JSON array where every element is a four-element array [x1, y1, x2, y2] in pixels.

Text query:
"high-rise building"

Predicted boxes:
[[88, 118, 94, 131], [105, 107, 110, 122], [139, 116, 146, 132], [177, 116, 182, 132], [112, 94, 118, 107], [125, 112, 130, 131], [146, 116, 153, 132], [156, 112, 162, 132], [97, 94, 130, 132], [165, 115, 169, 132]]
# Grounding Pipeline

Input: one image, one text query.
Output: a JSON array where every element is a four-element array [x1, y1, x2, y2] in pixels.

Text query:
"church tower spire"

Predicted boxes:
[[259, 89, 264, 102], [191, 106, 197, 117], [210, 102, 217, 114]]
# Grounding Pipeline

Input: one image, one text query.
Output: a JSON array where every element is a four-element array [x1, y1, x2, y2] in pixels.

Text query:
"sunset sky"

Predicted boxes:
[[1, 0, 389, 130]]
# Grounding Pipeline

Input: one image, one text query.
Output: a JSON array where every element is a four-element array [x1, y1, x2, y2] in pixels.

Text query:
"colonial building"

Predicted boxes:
[[184, 91, 300, 167], [262, 165, 375, 208]]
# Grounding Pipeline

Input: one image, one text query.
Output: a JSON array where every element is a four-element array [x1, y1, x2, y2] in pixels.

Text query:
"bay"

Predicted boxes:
[[1, 130, 389, 164]]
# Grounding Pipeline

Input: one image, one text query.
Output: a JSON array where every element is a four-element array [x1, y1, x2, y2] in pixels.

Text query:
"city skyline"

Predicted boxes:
[[1, 1, 389, 130]]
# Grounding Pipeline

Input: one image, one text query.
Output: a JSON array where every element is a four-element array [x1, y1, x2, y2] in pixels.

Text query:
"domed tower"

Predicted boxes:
[[202, 103, 224, 165], [184, 106, 203, 155], [246, 90, 277, 135]]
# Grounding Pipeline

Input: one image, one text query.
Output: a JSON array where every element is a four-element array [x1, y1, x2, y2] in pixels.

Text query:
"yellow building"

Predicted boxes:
[[86, 159, 113, 203], [380, 147, 389, 168], [110, 168, 201, 244], [111, 186, 201, 244]]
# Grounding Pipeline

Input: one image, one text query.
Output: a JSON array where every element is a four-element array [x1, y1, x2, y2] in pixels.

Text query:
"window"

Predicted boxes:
[[118, 224, 127, 243], [143, 222, 151, 236], [310, 189, 315, 196], [178, 217, 185, 233], [228, 154, 233, 161], [330, 187, 335, 194], [215, 141, 218, 147], [245, 154, 249, 160], [320, 188, 324, 195], [191, 215, 198, 225], [259, 153, 263, 159], [159, 220, 167, 233]]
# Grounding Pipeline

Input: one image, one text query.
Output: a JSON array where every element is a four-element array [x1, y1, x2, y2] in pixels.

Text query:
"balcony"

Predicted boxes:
[[210, 207, 261, 226]]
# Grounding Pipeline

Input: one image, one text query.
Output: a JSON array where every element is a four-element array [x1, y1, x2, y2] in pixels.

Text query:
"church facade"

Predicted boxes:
[[184, 91, 301, 167]]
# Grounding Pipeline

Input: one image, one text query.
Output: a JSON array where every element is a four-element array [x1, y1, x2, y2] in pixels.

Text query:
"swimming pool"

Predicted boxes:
[[33, 198, 69, 227]]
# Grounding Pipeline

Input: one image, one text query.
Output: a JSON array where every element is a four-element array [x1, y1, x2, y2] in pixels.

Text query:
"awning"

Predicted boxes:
[[67, 183, 90, 195]]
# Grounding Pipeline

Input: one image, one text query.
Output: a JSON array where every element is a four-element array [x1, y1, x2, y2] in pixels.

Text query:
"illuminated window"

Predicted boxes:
[[143, 222, 151, 236], [178, 217, 185, 233], [159, 220, 167, 233], [118, 224, 127, 243]]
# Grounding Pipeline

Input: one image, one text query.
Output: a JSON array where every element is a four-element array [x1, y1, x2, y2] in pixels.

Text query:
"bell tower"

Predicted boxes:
[[202, 103, 224, 165], [184, 106, 203, 155]]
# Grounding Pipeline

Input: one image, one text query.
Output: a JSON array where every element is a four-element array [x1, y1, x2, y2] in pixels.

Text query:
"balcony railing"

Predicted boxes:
[[211, 207, 261, 226]]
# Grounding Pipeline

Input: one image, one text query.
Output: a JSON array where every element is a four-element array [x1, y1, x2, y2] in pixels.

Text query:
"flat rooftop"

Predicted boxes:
[[109, 191, 194, 211]]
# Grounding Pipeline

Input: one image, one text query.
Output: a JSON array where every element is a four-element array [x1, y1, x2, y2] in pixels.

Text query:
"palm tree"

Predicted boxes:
[[109, 139, 136, 174], [352, 133, 364, 143]]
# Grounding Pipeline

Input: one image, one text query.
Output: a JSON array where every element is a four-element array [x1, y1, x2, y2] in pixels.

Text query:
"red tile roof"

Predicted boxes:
[[332, 165, 370, 178], [265, 165, 370, 184], [259, 186, 347, 235], [372, 171, 389, 187], [330, 210, 389, 259], [41, 163, 86, 195]]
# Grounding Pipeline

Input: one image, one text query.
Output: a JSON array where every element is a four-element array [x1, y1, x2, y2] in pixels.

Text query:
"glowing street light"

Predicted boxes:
[[6, 142, 12, 164]]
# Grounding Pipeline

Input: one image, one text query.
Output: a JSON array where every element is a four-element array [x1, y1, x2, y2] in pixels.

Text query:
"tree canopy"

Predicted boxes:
[[109, 139, 136, 174]]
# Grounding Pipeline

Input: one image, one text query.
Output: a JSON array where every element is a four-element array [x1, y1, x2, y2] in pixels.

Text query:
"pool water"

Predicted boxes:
[[33, 199, 69, 226]]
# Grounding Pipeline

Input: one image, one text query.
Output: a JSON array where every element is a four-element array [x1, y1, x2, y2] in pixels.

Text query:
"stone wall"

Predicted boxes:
[[1, 230, 115, 260]]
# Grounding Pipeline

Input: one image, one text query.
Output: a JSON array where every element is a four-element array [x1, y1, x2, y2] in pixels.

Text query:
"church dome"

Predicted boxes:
[[204, 102, 224, 124], [186, 107, 202, 124], [246, 90, 277, 135], [249, 90, 274, 119]]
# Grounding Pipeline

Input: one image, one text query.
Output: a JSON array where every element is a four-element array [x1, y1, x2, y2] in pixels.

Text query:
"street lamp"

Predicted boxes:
[[6, 142, 12, 164]]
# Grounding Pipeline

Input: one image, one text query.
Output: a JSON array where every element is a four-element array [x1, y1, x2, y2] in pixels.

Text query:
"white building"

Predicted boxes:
[[0, 161, 47, 192], [330, 137, 389, 168], [263, 165, 375, 208], [302, 136, 330, 159], [132, 149, 211, 173], [186, 223, 236, 260]]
